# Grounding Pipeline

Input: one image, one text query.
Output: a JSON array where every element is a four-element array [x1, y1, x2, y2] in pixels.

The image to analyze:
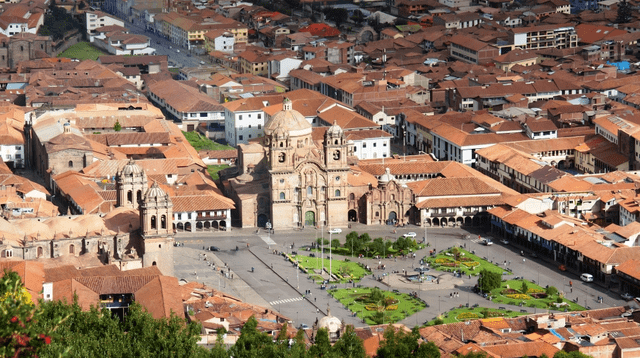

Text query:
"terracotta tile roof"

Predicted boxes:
[[317, 106, 378, 130], [482, 341, 559, 358], [171, 193, 235, 212], [0, 261, 44, 304], [84, 132, 171, 146], [415, 193, 510, 209], [135, 276, 184, 319], [615, 258, 640, 280]]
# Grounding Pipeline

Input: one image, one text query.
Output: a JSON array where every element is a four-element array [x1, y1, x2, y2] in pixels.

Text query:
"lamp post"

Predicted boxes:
[[424, 218, 428, 245], [329, 230, 333, 281]]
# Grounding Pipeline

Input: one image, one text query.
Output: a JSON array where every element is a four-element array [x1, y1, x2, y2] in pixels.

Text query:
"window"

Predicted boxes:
[[279, 192, 285, 200], [373, 142, 377, 147], [335, 176, 340, 182], [68, 161, 73, 168], [151, 216, 157, 229], [258, 114, 262, 119], [258, 124, 262, 129], [239, 135, 243, 140], [335, 189, 341, 197], [69, 244, 75, 254], [239, 115, 243, 120], [248, 125, 252, 128], [307, 186, 313, 196]]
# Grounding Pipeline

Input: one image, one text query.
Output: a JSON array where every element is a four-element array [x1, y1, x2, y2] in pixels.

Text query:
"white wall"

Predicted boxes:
[[224, 109, 266, 146], [351, 137, 390, 159]]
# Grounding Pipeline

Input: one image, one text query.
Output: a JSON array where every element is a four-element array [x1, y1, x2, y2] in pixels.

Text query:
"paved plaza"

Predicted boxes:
[[173, 223, 630, 329]]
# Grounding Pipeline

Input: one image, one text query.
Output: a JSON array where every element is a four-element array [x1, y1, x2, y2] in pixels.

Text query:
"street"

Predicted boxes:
[[173, 223, 631, 329]]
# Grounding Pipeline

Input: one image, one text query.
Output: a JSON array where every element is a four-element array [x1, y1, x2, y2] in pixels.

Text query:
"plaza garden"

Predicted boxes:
[[287, 253, 371, 283], [329, 287, 427, 325], [311, 231, 426, 258], [424, 247, 510, 277], [427, 307, 528, 325], [485, 278, 585, 311]]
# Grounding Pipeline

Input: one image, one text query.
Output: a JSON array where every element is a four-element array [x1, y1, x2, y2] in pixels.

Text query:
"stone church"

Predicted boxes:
[[0, 159, 175, 276], [228, 99, 352, 229]]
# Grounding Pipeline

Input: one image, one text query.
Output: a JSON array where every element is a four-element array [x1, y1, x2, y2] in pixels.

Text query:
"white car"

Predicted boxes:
[[403, 232, 417, 238], [328, 228, 342, 234], [500, 240, 509, 245]]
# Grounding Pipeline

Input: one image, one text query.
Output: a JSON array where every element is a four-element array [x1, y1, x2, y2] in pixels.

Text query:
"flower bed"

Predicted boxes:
[[506, 294, 531, 300], [462, 262, 480, 267], [457, 312, 480, 320], [501, 289, 519, 294], [484, 311, 506, 318], [365, 304, 378, 311], [386, 305, 398, 311], [530, 293, 548, 299], [435, 258, 452, 264], [527, 289, 544, 294]]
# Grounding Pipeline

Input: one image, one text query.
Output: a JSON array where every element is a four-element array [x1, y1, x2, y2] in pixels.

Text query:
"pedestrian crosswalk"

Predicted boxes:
[[269, 296, 305, 306]]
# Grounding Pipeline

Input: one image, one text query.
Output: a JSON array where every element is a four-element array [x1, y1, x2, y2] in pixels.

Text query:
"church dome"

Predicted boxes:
[[326, 120, 343, 137], [318, 308, 342, 334], [264, 98, 312, 137], [121, 158, 144, 176], [144, 182, 167, 201], [378, 168, 395, 186]]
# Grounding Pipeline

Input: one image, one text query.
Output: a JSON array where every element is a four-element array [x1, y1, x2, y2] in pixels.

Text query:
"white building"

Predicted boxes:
[[205, 30, 235, 53], [147, 79, 225, 132], [93, 32, 155, 56], [347, 129, 392, 159], [223, 98, 273, 146], [85, 11, 125, 38], [268, 56, 303, 82]]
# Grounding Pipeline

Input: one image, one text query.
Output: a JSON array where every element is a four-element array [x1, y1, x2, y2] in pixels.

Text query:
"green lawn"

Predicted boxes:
[[329, 287, 426, 325], [292, 254, 370, 283], [57, 42, 108, 61], [426, 306, 528, 325], [488, 279, 585, 311], [425, 248, 510, 277], [182, 131, 234, 151], [207, 165, 230, 180]]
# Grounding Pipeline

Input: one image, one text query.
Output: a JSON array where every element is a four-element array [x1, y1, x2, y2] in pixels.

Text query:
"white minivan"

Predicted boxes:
[[581, 273, 594, 282]]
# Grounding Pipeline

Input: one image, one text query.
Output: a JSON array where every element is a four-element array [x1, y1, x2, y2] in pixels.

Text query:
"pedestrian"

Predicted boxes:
[[231, 273, 234, 279], [569, 281, 573, 288], [450, 292, 453, 298], [570, 288, 573, 293], [315, 298, 317, 302]]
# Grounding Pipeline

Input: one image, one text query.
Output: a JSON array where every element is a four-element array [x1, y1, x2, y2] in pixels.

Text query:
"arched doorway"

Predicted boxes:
[[185, 222, 192, 232], [387, 211, 397, 225], [348, 209, 357, 222], [257, 214, 268, 227], [305, 211, 315, 226]]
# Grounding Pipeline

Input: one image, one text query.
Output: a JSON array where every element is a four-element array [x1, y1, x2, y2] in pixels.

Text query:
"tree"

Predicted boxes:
[[210, 331, 230, 358], [478, 269, 501, 293], [322, 8, 348, 28], [317, 238, 329, 246], [546, 286, 558, 296], [521, 281, 529, 294], [1, 270, 56, 358], [114, 120, 122, 132], [331, 238, 341, 249], [376, 325, 428, 358], [309, 328, 334, 358], [332, 325, 367, 358], [616, 0, 633, 24], [346, 232, 361, 254], [228, 316, 274, 358]]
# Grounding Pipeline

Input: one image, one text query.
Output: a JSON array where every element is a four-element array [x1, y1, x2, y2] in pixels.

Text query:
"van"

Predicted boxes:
[[581, 273, 593, 282]]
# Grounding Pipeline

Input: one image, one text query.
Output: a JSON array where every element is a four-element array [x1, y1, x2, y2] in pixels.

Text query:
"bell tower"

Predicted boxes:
[[139, 181, 174, 276], [324, 121, 348, 169], [116, 158, 148, 209]]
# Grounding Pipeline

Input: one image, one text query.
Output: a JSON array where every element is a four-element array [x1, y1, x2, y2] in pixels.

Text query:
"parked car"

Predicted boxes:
[[298, 324, 309, 330], [482, 239, 493, 246], [621, 293, 634, 301], [328, 228, 342, 234], [500, 239, 509, 245], [558, 264, 567, 271], [403, 232, 417, 238], [207, 246, 220, 251], [581, 273, 594, 282]]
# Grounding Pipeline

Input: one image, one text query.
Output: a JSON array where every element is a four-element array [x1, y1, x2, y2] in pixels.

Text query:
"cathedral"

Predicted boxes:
[[228, 98, 352, 229]]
